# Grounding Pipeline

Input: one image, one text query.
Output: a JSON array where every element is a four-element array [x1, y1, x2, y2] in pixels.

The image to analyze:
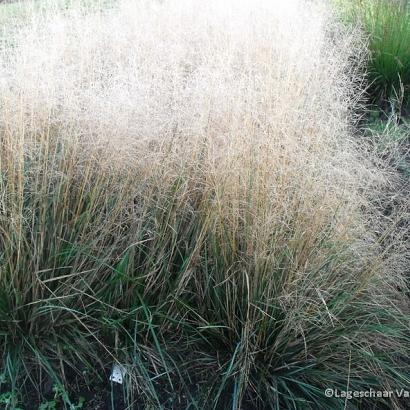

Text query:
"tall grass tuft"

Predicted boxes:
[[0, 0, 408, 408], [335, 0, 410, 109]]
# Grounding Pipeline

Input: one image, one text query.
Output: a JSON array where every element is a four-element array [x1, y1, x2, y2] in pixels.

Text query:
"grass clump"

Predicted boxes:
[[335, 0, 410, 109], [0, 0, 409, 408]]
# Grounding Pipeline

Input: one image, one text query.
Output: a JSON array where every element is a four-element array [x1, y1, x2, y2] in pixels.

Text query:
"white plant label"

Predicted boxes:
[[109, 364, 126, 384]]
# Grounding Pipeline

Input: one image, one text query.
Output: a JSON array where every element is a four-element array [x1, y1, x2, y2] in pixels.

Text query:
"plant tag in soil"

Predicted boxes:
[[109, 364, 126, 384]]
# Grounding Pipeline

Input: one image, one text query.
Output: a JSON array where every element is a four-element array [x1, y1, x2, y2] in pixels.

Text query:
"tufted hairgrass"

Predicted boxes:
[[0, 1, 408, 408]]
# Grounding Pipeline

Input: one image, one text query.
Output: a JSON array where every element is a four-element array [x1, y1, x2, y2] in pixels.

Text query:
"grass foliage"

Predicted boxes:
[[335, 0, 410, 107], [0, 0, 409, 408]]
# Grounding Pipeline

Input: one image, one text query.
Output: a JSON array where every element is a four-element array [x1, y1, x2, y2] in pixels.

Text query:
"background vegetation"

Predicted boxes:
[[334, 0, 410, 112]]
